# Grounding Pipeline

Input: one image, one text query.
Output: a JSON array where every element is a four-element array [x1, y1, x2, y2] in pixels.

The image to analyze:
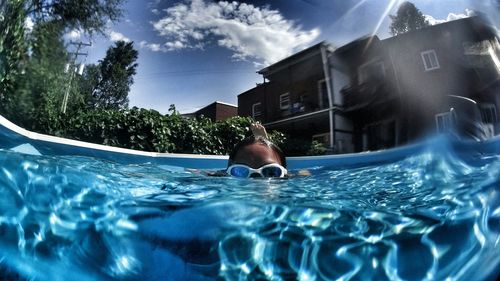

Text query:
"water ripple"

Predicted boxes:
[[0, 138, 498, 280]]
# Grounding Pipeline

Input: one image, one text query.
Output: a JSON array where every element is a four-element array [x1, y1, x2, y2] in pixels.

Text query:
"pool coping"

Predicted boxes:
[[1, 114, 498, 169]]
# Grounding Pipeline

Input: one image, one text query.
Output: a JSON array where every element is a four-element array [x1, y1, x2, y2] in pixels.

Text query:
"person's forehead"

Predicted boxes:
[[233, 142, 281, 167]]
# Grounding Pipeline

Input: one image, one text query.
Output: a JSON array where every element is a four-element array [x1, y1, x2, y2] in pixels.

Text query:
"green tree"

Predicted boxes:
[[26, 0, 124, 35], [0, 0, 28, 113], [389, 1, 429, 36], [0, 0, 127, 128], [12, 22, 69, 131], [84, 41, 138, 109]]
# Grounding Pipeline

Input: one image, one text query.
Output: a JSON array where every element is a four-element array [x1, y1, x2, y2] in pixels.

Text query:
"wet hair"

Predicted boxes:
[[228, 136, 286, 168]]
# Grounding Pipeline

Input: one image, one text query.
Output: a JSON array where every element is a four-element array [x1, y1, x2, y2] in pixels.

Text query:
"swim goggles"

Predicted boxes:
[[226, 163, 287, 178]]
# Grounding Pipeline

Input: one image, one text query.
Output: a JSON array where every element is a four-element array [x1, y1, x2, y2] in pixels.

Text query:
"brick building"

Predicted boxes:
[[335, 16, 499, 151], [237, 42, 346, 150], [185, 101, 237, 121], [238, 16, 499, 153]]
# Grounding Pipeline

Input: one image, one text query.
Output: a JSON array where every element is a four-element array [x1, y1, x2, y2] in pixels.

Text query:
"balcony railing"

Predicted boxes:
[[341, 81, 393, 111]]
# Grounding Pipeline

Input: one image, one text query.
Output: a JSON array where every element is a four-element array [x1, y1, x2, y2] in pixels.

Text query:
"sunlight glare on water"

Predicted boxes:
[[0, 137, 498, 281]]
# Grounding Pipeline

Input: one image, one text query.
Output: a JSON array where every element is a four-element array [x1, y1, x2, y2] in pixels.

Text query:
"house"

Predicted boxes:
[[237, 42, 352, 151], [334, 16, 499, 151], [184, 101, 237, 121], [238, 16, 499, 153]]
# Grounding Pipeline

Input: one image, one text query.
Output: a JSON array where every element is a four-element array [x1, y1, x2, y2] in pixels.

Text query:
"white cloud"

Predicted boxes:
[[165, 40, 185, 50], [139, 40, 188, 52], [140, 40, 162, 51], [109, 31, 131, 42], [149, 0, 320, 65], [425, 9, 476, 25]]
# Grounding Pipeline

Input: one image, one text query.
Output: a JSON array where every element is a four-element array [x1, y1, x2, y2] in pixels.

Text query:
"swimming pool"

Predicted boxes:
[[0, 117, 499, 280]]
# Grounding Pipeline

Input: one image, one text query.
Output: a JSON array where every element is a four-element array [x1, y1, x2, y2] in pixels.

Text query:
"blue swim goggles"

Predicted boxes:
[[226, 163, 287, 178]]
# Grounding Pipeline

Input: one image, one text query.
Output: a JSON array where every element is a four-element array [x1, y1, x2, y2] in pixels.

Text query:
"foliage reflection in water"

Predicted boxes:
[[0, 137, 498, 281]]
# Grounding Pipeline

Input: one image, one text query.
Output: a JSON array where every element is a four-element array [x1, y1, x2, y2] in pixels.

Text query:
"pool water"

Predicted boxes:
[[0, 137, 498, 281]]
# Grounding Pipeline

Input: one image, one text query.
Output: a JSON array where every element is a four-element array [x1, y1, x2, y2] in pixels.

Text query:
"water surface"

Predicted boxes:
[[0, 137, 499, 280]]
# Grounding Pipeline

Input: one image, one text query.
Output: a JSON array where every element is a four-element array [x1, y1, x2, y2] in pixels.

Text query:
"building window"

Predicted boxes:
[[358, 60, 385, 83], [421, 50, 440, 71], [280, 93, 291, 110], [480, 104, 497, 124], [435, 112, 453, 132], [252, 102, 262, 118]]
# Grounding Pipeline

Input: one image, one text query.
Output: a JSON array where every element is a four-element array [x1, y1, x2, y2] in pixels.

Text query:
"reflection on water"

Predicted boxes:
[[0, 137, 498, 280]]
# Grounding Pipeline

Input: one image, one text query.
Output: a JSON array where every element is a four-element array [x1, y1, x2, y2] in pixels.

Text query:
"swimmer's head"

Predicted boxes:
[[228, 136, 286, 169]]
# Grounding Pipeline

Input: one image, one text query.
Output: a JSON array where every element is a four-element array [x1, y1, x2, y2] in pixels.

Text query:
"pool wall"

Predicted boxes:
[[1, 114, 499, 169]]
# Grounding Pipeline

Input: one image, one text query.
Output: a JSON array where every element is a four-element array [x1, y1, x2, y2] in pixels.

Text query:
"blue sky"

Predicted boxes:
[[68, 0, 499, 114]]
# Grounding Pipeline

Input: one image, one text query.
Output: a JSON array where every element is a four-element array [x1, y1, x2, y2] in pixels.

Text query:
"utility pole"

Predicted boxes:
[[61, 41, 92, 114]]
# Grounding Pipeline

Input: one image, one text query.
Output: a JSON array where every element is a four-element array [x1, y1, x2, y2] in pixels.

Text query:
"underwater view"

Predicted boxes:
[[0, 136, 498, 281]]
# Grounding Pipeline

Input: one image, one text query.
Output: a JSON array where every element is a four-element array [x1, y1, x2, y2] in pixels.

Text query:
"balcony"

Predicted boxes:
[[341, 81, 395, 113], [278, 100, 322, 119]]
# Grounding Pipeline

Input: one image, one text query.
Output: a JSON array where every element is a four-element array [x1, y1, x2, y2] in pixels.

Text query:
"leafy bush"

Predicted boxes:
[[46, 107, 289, 155], [281, 138, 328, 156], [6, 104, 326, 156], [307, 140, 328, 155]]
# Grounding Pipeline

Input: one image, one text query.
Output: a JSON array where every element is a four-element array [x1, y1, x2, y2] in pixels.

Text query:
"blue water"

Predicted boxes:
[[0, 137, 499, 281]]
